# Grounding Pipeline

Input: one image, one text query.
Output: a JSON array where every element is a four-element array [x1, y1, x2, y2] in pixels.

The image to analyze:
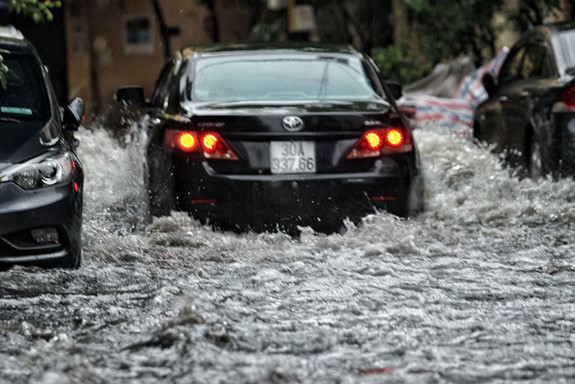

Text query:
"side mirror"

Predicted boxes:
[[385, 81, 403, 100], [116, 86, 146, 106], [63, 97, 85, 131], [482, 72, 499, 98]]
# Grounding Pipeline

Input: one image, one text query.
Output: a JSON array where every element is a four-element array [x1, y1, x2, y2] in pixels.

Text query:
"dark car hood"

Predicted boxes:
[[184, 99, 391, 116], [0, 120, 60, 166]]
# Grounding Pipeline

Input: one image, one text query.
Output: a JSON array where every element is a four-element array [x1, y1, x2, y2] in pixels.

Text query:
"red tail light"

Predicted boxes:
[[178, 132, 198, 151], [165, 130, 200, 152], [385, 128, 405, 148], [365, 131, 383, 150], [199, 132, 239, 160], [347, 128, 413, 159], [554, 87, 575, 111], [164, 130, 238, 160]]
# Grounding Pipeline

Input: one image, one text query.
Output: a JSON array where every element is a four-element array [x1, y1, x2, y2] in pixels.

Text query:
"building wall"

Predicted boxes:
[[67, 0, 575, 117], [493, 0, 520, 53], [66, 5, 90, 109], [66, 0, 254, 116], [494, 0, 573, 53]]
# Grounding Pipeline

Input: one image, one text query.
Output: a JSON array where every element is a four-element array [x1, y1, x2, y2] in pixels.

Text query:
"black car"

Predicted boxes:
[[474, 21, 575, 178], [117, 44, 424, 232], [0, 26, 85, 270]]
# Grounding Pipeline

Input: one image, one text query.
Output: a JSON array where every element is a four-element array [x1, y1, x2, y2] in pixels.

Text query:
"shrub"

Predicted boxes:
[[371, 45, 429, 85]]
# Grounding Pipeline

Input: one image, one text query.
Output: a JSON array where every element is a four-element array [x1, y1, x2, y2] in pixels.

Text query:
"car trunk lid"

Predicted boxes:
[[185, 100, 397, 174]]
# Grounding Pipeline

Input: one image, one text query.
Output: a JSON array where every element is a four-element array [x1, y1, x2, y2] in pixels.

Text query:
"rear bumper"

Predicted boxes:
[[173, 156, 423, 229], [0, 181, 82, 265]]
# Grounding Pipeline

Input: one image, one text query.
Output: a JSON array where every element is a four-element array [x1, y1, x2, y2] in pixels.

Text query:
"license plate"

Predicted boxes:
[[270, 141, 316, 174]]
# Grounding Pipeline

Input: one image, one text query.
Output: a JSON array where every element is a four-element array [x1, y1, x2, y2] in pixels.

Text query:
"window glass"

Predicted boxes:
[[124, 15, 153, 55], [558, 30, 575, 71], [361, 59, 383, 95], [498, 46, 526, 85], [190, 55, 380, 102], [150, 62, 175, 109], [538, 46, 556, 78], [0, 54, 49, 121], [521, 43, 555, 79]]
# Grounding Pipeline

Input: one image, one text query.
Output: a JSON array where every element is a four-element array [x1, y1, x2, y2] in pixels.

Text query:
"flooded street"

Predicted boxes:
[[1, 125, 575, 383]]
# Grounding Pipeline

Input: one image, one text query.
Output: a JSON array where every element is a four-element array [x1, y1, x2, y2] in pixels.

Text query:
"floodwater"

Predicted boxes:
[[1, 123, 575, 383]]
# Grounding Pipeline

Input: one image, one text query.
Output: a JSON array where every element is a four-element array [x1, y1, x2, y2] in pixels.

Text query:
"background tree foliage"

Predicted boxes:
[[0, 0, 61, 87], [8, 0, 60, 23], [401, 0, 506, 67], [310, 0, 563, 83], [195, 0, 262, 43], [216, 0, 563, 83], [401, 0, 562, 66], [1, 1, 567, 90], [512, 0, 563, 29]]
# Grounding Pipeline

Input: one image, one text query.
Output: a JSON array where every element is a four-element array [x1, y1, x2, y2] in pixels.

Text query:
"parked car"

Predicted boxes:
[[0, 26, 85, 270], [117, 44, 424, 233], [473, 21, 575, 178]]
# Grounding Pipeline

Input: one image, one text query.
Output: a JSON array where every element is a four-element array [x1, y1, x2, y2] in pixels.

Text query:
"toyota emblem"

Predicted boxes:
[[282, 116, 304, 132]]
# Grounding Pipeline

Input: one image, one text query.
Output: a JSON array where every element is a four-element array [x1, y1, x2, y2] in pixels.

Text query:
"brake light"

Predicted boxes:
[[202, 133, 218, 151], [165, 130, 200, 152], [553, 87, 575, 112], [385, 128, 405, 148], [347, 128, 413, 159], [199, 132, 239, 160], [179, 133, 197, 151], [365, 131, 383, 150], [164, 130, 238, 160], [370, 195, 398, 201]]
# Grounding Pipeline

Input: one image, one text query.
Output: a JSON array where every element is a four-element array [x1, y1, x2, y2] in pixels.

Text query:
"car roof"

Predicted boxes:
[[0, 25, 35, 54], [177, 43, 362, 61], [521, 20, 575, 42], [519, 21, 575, 76], [0, 25, 24, 41], [541, 20, 575, 34]]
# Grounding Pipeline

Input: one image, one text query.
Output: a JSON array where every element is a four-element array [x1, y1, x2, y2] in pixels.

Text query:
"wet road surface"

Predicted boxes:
[[1, 126, 575, 383]]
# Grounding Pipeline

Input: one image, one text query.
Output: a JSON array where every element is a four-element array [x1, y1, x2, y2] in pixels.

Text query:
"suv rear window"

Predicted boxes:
[[558, 30, 575, 71], [0, 53, 49, 121]]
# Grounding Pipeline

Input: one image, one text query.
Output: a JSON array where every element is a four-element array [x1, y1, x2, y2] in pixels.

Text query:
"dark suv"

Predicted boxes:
[[0, 26, 85, 270], [474, 21, 575, 178]]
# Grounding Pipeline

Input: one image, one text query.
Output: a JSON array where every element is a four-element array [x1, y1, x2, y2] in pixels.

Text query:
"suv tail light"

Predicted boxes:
[[164, 130, 239, 160], [553, 86, 575, 112], [347, 127, 413, 159]]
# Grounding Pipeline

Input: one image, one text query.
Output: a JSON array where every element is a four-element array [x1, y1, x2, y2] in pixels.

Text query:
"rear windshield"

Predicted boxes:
[[0, 53, 49, 121], [558, 30, 575, 70], [189, 54, 380, 102]]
